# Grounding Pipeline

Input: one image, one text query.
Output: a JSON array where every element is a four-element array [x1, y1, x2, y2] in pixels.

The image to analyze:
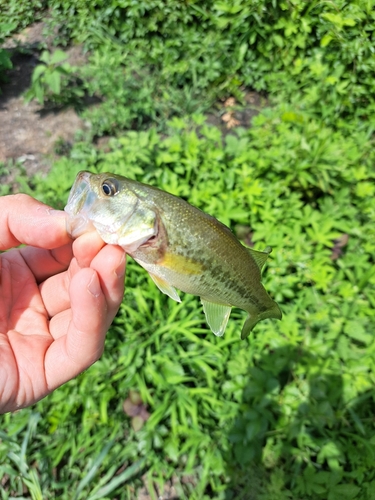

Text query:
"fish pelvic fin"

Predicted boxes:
[[148, 273, 181, 302], [241, 301, 282, 340], [201, 299, 232, 337]]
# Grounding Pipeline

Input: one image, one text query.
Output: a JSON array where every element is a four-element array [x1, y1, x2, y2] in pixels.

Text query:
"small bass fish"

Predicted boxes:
[[65, 171, 282, 339]]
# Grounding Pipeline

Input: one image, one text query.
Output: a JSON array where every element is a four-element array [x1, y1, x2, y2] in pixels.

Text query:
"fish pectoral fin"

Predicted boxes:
[[201, 299, 232, 337], [148, 273, 181, 303], [247, 247, 271, 271]]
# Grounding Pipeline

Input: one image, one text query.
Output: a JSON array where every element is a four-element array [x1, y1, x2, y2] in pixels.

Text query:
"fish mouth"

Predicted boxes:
[[65, 214, 96, 239], [64, 171, 97, 238]]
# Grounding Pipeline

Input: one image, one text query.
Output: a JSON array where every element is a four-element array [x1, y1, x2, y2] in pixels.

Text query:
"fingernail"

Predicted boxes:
[[87, 272, 101, 297], [115, 252, 126, 278], [47, 208, 67, 217]]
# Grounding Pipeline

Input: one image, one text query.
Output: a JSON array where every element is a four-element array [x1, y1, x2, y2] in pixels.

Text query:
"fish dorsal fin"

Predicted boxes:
[[248, 246, 272, 271], [201, 299, 232, 337], [148, 273, 181, 303]]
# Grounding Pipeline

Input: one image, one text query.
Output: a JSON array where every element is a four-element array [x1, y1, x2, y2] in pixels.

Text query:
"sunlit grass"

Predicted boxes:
[[1, 1, 375, 498]]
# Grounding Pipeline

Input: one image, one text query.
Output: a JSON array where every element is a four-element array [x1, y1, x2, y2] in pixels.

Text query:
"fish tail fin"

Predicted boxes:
[[241, 302, 282, 340]]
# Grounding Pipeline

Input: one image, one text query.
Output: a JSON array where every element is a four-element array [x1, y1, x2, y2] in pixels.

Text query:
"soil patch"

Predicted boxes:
[[1, 22, 266, 190], [0, 22, 87, 184]]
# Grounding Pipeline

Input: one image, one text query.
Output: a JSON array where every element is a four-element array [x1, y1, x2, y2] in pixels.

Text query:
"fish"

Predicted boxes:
[[64, 171, 282, 339]]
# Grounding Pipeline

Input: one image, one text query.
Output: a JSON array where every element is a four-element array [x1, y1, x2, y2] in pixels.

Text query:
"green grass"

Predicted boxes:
[[13, 0, 375, 133], [1, 1, 375, 499]]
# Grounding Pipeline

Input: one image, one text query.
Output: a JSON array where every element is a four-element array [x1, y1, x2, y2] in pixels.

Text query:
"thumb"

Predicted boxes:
[[0, 194, 70, 250]]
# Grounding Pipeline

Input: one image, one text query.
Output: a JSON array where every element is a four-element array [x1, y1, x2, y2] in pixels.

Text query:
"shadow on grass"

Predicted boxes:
[[222, 344, 350, 500]]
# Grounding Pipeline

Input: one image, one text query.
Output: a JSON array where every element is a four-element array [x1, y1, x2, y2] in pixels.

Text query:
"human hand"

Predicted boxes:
[[0, 194, 125, 414]]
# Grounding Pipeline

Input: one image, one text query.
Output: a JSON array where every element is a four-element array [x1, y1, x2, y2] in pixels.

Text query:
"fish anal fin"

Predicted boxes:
[[148, 273, 181, 303], [201, 299, 232, 337]]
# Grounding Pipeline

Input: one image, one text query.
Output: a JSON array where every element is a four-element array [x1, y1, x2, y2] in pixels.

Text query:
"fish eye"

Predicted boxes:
[[101, 178, 119, 196]]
